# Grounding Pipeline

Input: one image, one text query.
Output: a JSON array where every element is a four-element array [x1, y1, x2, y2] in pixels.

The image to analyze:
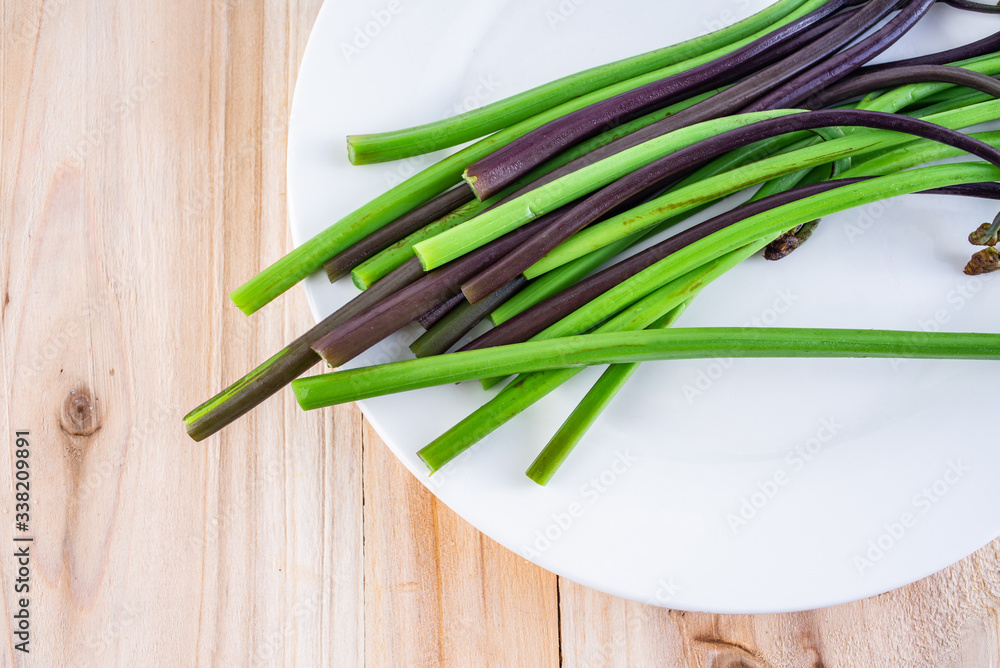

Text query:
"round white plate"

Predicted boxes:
[[288, 0, 1000, 613]]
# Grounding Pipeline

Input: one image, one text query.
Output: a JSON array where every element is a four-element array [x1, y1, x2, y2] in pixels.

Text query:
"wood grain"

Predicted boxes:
[[1, 1, 999, 666], [363, 420, 559, 667]]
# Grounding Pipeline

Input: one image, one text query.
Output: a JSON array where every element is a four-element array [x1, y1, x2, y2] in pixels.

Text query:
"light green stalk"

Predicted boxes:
[[345, 0, 820, 164], [412, 110, 802, 270]]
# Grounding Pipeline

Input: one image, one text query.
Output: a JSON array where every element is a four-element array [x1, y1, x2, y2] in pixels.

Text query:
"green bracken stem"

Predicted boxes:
[[524, 301, 692, 487], [291, 328, 1000, 410], [343, 0, 818, 164], [854, 52, 1000, 115], [841, 131, 1000, 178], [351, 196, 498, 290], [412, 110, 800, 270], [910, 91, 993, 117]]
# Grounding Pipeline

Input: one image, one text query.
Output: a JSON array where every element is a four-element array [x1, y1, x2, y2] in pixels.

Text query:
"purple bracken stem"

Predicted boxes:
[[311, 214, 559, 368], [935, 183, 1000, 199], [861, 30, 1000, 74], [744, 0, 937, 112], [411, 277, 529, 358], [417, 292, 467, 330], [183, 257, 426, 441], [323, 185, 474, 282], [803, 64, 1000, 110], [941, 0, 1000, 14]]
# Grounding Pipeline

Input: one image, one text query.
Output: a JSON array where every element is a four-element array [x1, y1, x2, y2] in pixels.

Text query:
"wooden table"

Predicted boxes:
[[3, 1, 999, 665]]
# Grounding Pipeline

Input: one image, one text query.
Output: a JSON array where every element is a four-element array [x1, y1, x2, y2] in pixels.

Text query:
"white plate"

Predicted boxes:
[[288, 0, 1000, 613]]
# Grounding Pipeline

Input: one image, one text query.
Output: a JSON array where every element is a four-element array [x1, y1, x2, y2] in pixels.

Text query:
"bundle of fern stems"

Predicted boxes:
[[186, 0, 1000, 485]]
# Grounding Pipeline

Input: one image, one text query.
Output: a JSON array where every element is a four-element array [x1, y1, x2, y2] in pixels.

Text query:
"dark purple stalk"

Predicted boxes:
[[935, 182, 1000, 199], [941, 0, 1000, 13], [861, 30, 1000, 74], [417, 292, 467, 330], [311, 214, 560, 367], [183, 257, 425, 441], [461, 179, 1000, 352], [803, 64, 1000, 109], [323, 185, 474, 282], [463, 1, 856, 200], [744, 0, 937, 111], [460, 108, 1000, 304], [410, 277, 528, 358]]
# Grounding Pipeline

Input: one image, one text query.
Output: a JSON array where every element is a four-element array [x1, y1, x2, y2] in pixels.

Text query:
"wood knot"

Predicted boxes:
[[693, 638, 771, 668], [60, 388, 101, 437]]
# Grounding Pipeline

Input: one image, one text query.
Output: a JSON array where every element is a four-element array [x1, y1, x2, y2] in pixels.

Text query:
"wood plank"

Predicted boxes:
[[1, 0, 359, 665], [363, 421, 560, 666], [559, 539, 1000, 667]]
